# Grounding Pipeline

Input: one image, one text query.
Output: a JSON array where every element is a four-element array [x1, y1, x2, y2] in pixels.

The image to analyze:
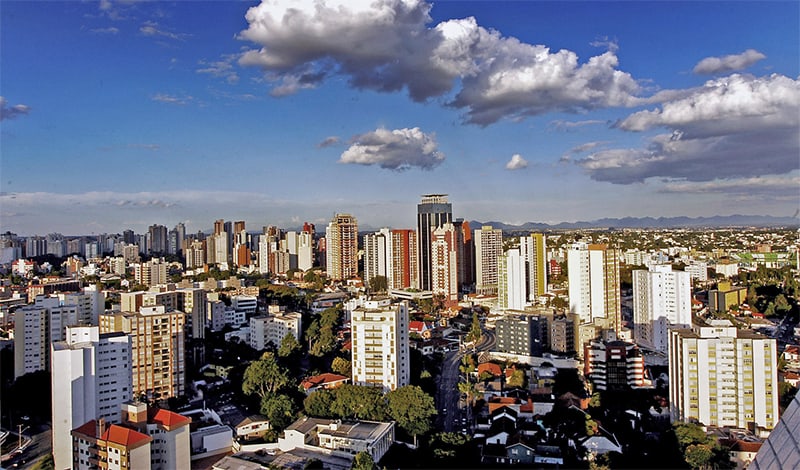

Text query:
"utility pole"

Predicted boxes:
[[17, 423, 28, 451]]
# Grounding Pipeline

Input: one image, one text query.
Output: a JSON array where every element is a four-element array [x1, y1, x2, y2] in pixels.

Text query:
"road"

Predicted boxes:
[[1, 424, 50, 470], [435, 329, 496, 433]]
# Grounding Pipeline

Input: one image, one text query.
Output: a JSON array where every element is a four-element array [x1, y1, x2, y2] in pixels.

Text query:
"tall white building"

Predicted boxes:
[[297, 231, 315, 272], [14, 297, 82, 379], [669, 320, 779, 431], [326, 213, 358, 281], [568, 242, 621, 334], [633, 264, 691, 353], [364, 229, 392, 289], [474, 226, 503, 296], [497, 249, 527, 310], [351, 301, 410, 392], [51, 326, 132, 470]]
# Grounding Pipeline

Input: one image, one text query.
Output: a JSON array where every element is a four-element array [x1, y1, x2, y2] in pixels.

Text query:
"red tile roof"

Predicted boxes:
[[149, 409, 191, 430], [478, 363, 502, 377], [102, 425, 151, 448], [72, 420, 101, 439], [301, 373, 349, 390]]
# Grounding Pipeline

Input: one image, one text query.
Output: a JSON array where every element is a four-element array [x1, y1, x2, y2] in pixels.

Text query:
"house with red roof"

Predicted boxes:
[[301, 373, 350, 394]]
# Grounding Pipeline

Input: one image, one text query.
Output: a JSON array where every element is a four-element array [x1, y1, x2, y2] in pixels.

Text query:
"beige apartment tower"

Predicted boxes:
[[351, 301, 410, 392]]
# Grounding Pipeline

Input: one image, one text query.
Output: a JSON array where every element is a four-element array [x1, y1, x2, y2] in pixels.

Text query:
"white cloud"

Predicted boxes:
[[140, 21, 187, 41], [237, 0, 642, 125], [197, 55, 239, 84], [548, 119, 607, 131], [90, 26, 120, 34], [151, 93, 193, 105], [693, 49, 766, 75], [505, 154, 528, 170], [659, 174, 800, 195], [576, 73, 800, 184], [339, 127, 445, 171], [0, 96, 30, 120]]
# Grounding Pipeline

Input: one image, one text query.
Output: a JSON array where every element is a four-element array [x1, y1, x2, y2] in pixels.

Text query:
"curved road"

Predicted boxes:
[[435, 329, 495, 432]]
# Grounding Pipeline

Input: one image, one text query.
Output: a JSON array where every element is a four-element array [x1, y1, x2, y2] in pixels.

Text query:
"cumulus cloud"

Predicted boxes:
[[659, 174, 800, 195], [548, 119, 607, 131], [151, 93, 193, 105], [693, 49, 766, 75], [505, 154, 528, 170], [0, 97, 30, 120], [317, 136, 340, 148], [339, 127, 444, 171], [90, 26, 120, 34], [577, 74, 800, 184], [237, 0, 642, 125]]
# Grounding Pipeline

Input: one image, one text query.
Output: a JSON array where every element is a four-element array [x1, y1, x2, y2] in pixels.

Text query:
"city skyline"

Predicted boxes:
[[1, 0, 799, 235]]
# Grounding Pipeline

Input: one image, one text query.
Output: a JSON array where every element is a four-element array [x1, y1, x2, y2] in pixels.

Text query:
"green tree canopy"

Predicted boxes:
[[278, 332, 301, 358], [350, 451, 377, 470], [684, 444, 714, 469], [260, 393, 297, 431], [387, 385, 436, 446], [369, 275, 388, 293], [303, 389, 336, 418], [331, 357, 351, 377], [330, 384, 388, 421], [242, 352, 291, 401]]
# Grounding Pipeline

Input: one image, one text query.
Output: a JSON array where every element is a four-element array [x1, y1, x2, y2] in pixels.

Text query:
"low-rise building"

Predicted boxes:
[[278, 417, 394, 463]]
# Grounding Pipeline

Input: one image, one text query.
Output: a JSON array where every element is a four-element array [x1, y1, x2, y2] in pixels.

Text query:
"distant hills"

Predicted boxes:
[[465, 214, 800, 231]]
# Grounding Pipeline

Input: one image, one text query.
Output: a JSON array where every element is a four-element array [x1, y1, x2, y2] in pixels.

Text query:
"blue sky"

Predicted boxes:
[[1, 0, 798, 235]]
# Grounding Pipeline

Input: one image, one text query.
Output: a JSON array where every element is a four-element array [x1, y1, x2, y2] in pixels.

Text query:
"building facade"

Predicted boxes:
[[417, 194, 452, 291], [520, 233, 548, 301], [498, 249, 527, 311], [668, 320, 779, 431], [351, 301, 410, 392], [495, 313, 546, 357], [326, 214, 359, 281], [474, 226, 503, 296], [568, 243, 622, 334], [430, 223, 459, 302], [633, 264, 691, 353]]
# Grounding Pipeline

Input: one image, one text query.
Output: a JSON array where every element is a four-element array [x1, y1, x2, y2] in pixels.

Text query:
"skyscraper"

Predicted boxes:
[[669, 320, 778, 431], [520, 232, 548, 301], [474, 225, 503, 296], [417, 194, 452, 291], [633, 264, 691, 353], [351, 301, 410, 392], [51, 326, 132, 470], [568, 242, 622, 334], [364, 228, 392, 289], [390, 229, 418, 290], [453, 219, 475, 292], [326, 213, 358, 281], [148, 224, 168, 255], [498, 248, 527, 310]]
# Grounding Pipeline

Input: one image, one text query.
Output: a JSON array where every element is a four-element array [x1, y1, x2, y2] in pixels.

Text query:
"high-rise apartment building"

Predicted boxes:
[[669, 320, 779, 431], [520, 233, 548, 301], [249, 312, 302, 351], [474, 225, 503, 296], [390, 229, 418, 290], [14, 298, 80, 378], [148, 224, 168, 255], [430, 223, 459, 302], [364, 229, 392, 290], [453, 219, 474, 292], [633, 264, 691, 353], [297, 231, 315, 271], [497, 249, 527, 310], [100, 306, 186, 400], [417, 194, 452, 291], [351, 301, 410, 392], [568, 242, 621, 334], [584, 339, 648, 391], [51, 326, 132, 470], [325, 213, 358, 281], [495, 313, 546, 357]]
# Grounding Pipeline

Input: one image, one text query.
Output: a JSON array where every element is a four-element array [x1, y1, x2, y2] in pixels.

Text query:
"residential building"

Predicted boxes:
[[278, 417, 394, 463], [568, 242, 622, 334], [550, 314, 578, 355], [390, 229, 418, 290], [669, 320, 779, 431], [249, 312, 302, 351], [584, 339, 649, 391], [326, 213, 359, 281], [207, 300, 226, 332], [633, 264, 691, 353], [474, 225, 503, 296], [100, 306, 186, 400], [230, 295, 257, 316], [495, 313, 546, 357], [430, 223, 459, 302], [685, 261, 708, 282], [453, 219, 475, 292], [498, 249, 527, 311], [417, 194, 452, 291], [708, 281, 747, 313], [14, 298, 80, 378], [351, 301, 410, 392], [51, 326, 132, 470], [520, 233, 548, 300], [364, 229, 392, 289]]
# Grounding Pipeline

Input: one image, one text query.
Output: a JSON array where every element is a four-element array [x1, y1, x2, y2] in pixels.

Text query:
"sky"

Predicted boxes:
[[1, 0, 798, 235]]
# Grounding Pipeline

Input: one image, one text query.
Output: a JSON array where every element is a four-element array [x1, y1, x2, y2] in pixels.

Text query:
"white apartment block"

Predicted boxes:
[[685, 261, 708, 282], [519, 233, 547, 300], [497, 249, 527, 311], [14, 298, 82, 379], [474, 226, 503, 296], [669, 320, 779, 431], [364, 229, 392, 288], [326, 213, 359, 281], [430, 223, 459, 302], [351, 301, 410, 392], [249, 312, 302, 351], [568, 242, 622, 334], [297, 231, 314, 272], [207, 300, 226, 332], [231, 295, 257, 316], [51, 326, 132, 470], [224, 307, 247, 327], [633, 264, 691, 353]]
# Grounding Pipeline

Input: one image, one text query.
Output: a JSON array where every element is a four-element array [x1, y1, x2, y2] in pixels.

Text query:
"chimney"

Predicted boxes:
[[96, 418, 106, 437]]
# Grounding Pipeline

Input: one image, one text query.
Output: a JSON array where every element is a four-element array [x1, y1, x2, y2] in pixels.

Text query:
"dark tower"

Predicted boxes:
[[417, 194, 452, 291]]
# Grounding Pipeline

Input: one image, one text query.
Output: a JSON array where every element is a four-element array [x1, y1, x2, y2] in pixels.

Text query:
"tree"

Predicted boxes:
[[331, 384, 388, 421], [242, 352, 291, 401], [369, 275, 388, 293], [278, 333, 301, 358], [387, 385, 436, 447], [684, 444, 714, 469], [351, 451, 377, 470], [465, 314, 482, 343], [506, 369, 526, 388], [331, 357, 351, 377], [303, 389, 336, 418], [260, 393, 297, 431]]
